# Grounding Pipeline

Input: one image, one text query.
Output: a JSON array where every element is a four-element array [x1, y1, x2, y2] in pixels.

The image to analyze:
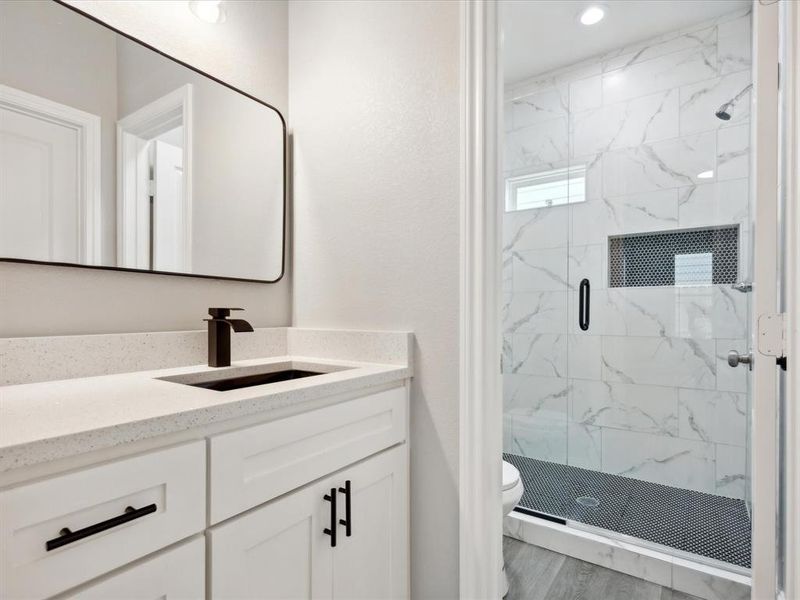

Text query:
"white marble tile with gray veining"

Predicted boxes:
[[511, 248, 569, 292], [504, 118, 569, 173], [602, 132, 716, 198], [568, 244, 604, 289], [671, 556, 750, 600], [505, 412, 567, 463], [600, 26, 716, 73], [601, 428, 716, 493], [677, 178, 749, 229], [570, 190, 679, 248], [567, 422, 602, 469], [717, 123, 750, 181], [504, 373, 570, 421], [512, 333, 567, 378], [571, 379, 679, 436], [602, 336, 717, 389], [715, 443, 747, 500], [593, 287, 678, 338], [503, 204, 570, 252], [570, 89, 678, 157], [718, 13, 752, 76], [676, 285, 747, 340], [504, 292, 567, 335], [567, 334, 602, 380], [679, 70, 752, 135], [602, 46, 717, 106], [568, 75, 602, 112], [511, 86, 568, 129], [502, 251, 514, 291], [678, 388, 747, 446]]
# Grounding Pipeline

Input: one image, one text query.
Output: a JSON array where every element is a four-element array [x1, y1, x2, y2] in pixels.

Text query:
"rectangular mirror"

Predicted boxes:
[[0, 0, 285, 282]]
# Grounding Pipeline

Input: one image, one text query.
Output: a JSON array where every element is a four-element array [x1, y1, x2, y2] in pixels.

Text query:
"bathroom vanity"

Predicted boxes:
[[0, 328, 411, 599]]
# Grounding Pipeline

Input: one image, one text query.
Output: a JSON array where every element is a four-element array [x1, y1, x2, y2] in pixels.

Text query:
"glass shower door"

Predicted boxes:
[[502, 3, 755, 570]]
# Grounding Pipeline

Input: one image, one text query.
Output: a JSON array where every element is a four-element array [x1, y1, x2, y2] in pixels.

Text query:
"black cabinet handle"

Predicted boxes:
[[45, 504, 157, 551], [579, 278, 590, 331], [323, 488, 337, 547], [338, 480, 352, 537]]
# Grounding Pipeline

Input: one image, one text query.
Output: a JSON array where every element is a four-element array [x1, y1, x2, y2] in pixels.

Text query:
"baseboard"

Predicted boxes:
[[504, 511, 751, 600]]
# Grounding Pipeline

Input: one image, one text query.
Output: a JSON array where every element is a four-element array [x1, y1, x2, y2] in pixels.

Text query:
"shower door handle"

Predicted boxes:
[[727, 350, 753, 370], [578, 279, 590, 331]]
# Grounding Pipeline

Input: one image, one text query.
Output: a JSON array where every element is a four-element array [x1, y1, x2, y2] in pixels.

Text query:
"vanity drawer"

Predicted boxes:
[[209, 386, 407, 523], [0, 441, 206, 600], [63, 537, 205, 599]]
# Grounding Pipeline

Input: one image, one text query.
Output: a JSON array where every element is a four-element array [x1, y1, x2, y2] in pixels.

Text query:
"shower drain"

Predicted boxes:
[[576, 496, 600, 508]]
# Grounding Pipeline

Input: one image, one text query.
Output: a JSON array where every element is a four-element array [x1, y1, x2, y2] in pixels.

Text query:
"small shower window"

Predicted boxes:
[[505, 164, 586, 211]]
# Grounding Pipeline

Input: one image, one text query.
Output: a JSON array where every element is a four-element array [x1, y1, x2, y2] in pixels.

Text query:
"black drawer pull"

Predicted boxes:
[[338, 480, 352, 537], [579, 278, 590, 331], [46, 504, 157, 551], [323, 488, 337, 547]]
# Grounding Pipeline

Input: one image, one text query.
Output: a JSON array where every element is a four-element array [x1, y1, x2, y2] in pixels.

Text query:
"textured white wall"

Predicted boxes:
[[0, 0, 290, 336], [289, 1, 462, 597]]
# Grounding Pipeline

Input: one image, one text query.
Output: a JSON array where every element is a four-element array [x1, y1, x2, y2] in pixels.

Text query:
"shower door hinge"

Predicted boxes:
[[757, 313, 787, 370]]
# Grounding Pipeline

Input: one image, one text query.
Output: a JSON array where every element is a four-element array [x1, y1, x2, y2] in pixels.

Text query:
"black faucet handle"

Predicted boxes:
[[208, 307, 245, 319]]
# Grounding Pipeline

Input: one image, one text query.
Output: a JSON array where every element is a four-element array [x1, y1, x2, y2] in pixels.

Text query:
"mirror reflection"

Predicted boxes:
[[0, 1, 285, 281]]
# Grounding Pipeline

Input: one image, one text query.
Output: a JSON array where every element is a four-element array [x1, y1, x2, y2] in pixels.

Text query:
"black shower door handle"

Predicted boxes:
[[579, 279, 590, 331]]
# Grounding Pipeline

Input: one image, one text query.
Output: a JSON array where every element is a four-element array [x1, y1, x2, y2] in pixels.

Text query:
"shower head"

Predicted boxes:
[[715, 84, 753, 121], [715, 102, 733, 120]]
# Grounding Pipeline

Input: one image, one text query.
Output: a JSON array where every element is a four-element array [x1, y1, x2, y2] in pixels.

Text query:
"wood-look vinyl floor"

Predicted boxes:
[[504, 537, 703, 600]]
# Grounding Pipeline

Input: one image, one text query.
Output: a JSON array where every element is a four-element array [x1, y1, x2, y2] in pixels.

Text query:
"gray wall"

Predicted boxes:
[[289, 1, 462, 597], [0, 0, 290, 337]]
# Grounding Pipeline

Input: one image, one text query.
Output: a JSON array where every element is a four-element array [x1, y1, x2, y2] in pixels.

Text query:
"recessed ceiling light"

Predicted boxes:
[[578, 4, 607, 26], [189, 0, 226, 24], [697, 170, 715, 179]]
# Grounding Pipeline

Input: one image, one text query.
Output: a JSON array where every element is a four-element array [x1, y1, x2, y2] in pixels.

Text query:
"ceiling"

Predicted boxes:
[[503, 0, 750, 84]]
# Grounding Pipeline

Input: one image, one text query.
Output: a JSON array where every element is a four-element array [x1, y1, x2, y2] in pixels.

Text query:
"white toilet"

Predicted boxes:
[[501, 460, 524, 597]]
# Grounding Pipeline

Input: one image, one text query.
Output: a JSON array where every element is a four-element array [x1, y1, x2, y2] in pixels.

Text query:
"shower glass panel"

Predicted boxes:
[[502, 1, 753, 571]]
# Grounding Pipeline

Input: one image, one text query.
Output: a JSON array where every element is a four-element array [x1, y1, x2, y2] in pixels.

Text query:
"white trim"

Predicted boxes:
[[0, 84, 102, 264], [751, 1, 782, 598], [459, 1, 502, 598], [780, 0, 800, 597], [116, 84, 193, 270]]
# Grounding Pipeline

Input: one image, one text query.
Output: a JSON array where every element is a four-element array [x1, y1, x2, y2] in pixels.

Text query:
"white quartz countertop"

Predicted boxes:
[[0, 355, 410, 473]]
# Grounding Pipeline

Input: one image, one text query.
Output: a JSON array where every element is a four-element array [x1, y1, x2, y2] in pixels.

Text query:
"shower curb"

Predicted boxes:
[[504, 511, 751, 600]]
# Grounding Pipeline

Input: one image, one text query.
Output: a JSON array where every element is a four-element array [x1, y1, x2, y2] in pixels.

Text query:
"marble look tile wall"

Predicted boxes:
[[502, 10, 752, 500]]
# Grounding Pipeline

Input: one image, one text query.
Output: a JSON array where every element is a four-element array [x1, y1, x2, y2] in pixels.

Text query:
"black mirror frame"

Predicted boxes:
[[0, 0, 287, 284]]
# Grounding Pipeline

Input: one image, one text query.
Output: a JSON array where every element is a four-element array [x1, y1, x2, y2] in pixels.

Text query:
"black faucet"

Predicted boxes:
[[205, 307, 254, 367]]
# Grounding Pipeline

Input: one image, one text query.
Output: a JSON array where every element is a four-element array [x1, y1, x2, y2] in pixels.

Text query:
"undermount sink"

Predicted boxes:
[[179, 369, 324, 392], [159, 364, 338, 392]]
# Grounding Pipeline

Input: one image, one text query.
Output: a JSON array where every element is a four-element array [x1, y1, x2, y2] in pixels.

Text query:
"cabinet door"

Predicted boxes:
[[208, 480, 333, 600], [331, 445, 409, 599], [65, 537, 204, 599]]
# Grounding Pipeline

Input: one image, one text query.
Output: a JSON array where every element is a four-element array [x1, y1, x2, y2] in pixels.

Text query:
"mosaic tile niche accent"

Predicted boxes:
[[608, 226, 739, 288]]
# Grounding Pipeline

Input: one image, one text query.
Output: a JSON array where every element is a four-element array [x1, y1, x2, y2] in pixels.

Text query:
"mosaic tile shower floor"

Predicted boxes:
[[504, 453, 751, 568]]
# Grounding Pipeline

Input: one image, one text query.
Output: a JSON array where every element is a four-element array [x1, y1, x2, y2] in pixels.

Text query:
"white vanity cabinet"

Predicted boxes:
[[0, 383, 409, 599], [0, 441, 206, 600], [209, 445, 408, 600]]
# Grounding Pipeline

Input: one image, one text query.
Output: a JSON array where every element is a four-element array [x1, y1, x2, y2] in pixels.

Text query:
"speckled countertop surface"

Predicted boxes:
[[0, 355, 410, 473]]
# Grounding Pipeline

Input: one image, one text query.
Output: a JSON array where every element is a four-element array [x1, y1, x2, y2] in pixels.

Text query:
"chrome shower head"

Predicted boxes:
[[715, 83, 752, 121], [715, 102, 733, 120]]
